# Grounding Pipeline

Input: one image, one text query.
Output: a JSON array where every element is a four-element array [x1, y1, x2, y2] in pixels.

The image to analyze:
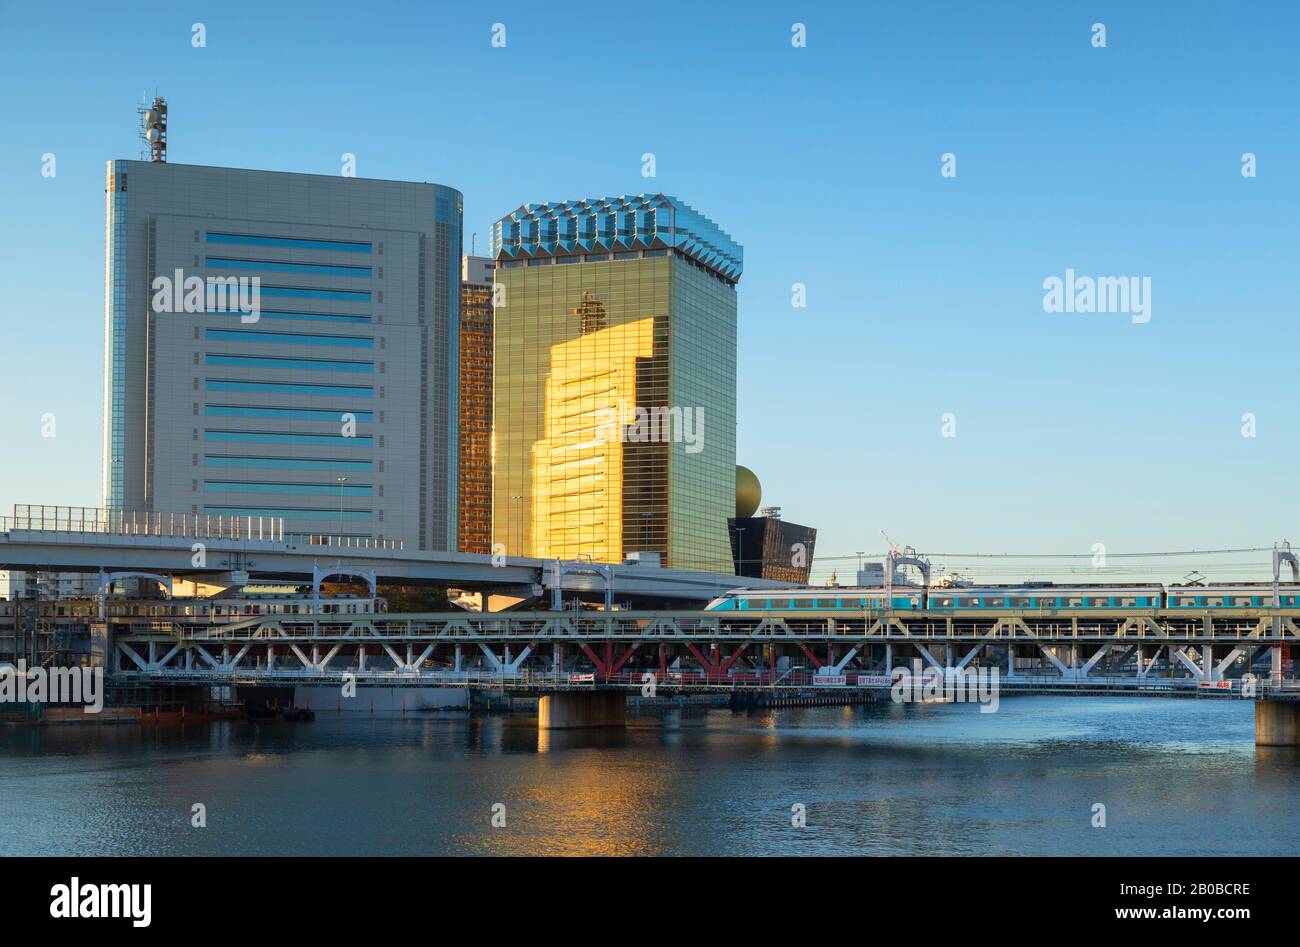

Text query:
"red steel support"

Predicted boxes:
[[578, 643, 608, 679], [609, 643, 640, 677], [797, 642, 825, 670]]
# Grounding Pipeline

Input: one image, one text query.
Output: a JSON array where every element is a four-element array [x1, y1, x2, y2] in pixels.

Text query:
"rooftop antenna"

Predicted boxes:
[[138, 95, 167, 162]]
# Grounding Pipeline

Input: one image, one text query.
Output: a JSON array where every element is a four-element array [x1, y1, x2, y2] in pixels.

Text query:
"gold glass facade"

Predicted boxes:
[[493, 254, 736, 572], [457, 278, 493, 553]]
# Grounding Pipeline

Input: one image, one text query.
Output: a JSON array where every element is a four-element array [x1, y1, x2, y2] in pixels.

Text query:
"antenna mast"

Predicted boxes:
[[138, 96, 167, 162]]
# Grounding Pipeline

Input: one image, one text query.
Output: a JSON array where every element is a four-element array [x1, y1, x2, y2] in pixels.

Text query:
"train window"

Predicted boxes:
[[1011, 597, 1031, 607], [1067, 597, 1084, 607], [1207, 597, 1224, 607]]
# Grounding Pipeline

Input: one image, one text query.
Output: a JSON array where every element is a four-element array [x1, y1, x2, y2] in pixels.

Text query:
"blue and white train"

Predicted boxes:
[[704, 583, 1300, 612]]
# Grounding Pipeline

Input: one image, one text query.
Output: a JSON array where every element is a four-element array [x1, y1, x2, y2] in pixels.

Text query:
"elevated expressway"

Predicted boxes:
[[0, 506, 783, 606]]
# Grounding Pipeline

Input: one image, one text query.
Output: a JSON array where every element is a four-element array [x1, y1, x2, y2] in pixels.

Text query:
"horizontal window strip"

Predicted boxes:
[[205, 481, 373, 496], [206, 380, 373, 397], [206, 328, 374, 348], [206, 232, 372, 254], [205, 455, 373, 471], [206, 257, 372, 278], [262, 286, 371, 301], [206, 354, 372, 373], [207, 309, 371, 324], [204, 405, 374, 422], [204, 506, 372, 521], [205, 430, 373, 446]]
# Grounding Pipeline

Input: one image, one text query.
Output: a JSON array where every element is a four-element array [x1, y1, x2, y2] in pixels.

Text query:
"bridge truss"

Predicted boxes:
[[107, 607, 1300, 695]]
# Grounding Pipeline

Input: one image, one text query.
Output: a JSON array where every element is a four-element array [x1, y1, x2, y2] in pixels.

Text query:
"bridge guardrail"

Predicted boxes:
[[3, 504, 405, 550]]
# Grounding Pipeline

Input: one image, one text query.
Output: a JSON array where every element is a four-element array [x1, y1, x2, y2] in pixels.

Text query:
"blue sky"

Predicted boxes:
[[0, 0, 1296, 568]]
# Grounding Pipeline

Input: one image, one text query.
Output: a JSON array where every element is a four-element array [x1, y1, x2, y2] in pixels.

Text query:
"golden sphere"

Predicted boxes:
[[735, 465, 762, 519]]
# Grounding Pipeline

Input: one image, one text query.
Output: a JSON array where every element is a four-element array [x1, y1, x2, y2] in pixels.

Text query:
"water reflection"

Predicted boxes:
[[0, 698, 1296, 856]]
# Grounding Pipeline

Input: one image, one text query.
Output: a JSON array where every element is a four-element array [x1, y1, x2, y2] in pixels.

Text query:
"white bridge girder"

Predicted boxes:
[[100, 606, 1300, 692]]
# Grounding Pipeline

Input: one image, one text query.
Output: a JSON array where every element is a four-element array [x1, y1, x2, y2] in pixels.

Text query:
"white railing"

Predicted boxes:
[[4, 505, 285, 542], [2, 504, 404, 551]]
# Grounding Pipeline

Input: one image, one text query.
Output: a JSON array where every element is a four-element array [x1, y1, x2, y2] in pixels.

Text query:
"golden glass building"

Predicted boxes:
[[491, 194, 742, 573]]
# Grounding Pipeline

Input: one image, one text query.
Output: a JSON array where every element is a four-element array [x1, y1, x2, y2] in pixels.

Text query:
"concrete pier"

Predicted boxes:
[[537, 691, 627, 730], [1255, 698, 1300, 746]]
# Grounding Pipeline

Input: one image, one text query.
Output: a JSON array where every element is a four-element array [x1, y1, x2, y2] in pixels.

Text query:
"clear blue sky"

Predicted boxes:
[[1, 0, 1296, 564]]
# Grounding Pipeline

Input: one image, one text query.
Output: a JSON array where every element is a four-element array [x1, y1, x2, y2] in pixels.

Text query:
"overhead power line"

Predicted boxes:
[[817, 547, 1275, 561]]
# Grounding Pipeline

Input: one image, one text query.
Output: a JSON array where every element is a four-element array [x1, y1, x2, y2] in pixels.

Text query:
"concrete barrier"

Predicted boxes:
[[1255, 698, 1300, 745]]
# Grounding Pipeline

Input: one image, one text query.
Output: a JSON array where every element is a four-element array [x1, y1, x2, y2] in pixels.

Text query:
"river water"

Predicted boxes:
[[0, 696, 1296, 856]]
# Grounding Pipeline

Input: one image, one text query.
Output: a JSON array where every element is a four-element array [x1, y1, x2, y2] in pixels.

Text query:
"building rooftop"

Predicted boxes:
[[490, 193, 742, 281]]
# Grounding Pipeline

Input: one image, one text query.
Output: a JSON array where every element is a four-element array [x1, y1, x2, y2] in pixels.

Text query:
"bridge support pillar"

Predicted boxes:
[[1255, 699, 1300, 746], [538, 692, 627, 730]]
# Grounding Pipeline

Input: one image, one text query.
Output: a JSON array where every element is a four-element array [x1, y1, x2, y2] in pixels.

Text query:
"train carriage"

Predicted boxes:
[[1165, 584, 1300, 609], [706, 582, 1300, 613]]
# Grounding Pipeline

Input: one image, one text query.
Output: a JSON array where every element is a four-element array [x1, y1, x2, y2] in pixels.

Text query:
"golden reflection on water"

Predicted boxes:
[[452, 723, 674, 856]]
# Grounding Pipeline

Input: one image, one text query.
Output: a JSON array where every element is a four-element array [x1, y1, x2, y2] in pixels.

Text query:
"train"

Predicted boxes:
[[36, 586, 386, 622], [704, 582, 1300, 612]]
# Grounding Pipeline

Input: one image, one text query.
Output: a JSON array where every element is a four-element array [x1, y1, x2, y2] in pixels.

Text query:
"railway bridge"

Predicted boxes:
[[104, 603, 1300, 739]]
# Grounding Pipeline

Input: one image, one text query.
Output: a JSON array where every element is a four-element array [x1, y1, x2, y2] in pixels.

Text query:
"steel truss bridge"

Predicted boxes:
[[108, 606, 1300, 696]]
